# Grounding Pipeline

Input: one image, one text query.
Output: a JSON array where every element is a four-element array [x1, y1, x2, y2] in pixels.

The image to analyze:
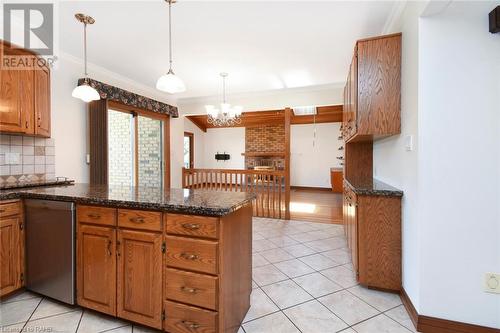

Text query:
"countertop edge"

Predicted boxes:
[[345, 179, 403, 197]]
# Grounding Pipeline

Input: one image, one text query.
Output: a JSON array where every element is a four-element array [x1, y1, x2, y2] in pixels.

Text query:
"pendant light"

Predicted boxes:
[[72, 13, 100, 103], [157, 0, 186, 93], [205, 73, 243, 127]]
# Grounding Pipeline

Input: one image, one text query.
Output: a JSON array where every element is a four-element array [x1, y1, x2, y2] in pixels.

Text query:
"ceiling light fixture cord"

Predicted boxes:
[[168, 0, 173, 72], [222, 74, 226, 104], [83, 21, 88, 77]]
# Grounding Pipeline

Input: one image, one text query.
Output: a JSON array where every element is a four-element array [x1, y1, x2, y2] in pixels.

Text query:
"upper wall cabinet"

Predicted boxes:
[[343, 33, 401, 143], [0, 41, 51, 137]]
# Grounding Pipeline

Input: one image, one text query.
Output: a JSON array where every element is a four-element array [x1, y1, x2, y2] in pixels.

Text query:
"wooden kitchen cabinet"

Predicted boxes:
[[0, 200, 24, 297], [117, 229, 163, 329], [343, 33, 401, 142], [76, 224, 117, 316], [0, 40, 51, 137]]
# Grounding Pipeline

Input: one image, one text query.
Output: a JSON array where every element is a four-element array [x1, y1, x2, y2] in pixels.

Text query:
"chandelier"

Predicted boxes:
[[205, 73, 243, 126]]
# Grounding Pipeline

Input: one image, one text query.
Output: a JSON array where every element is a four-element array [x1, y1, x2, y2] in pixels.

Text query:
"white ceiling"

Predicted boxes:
[[59, 1, 399, 100]]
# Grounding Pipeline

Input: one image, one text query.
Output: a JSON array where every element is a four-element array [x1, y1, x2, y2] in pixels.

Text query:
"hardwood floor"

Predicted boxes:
[[290, 188, 343, 224]]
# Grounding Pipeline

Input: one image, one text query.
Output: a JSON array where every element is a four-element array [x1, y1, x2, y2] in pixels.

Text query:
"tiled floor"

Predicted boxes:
[[0, 217, 419, 333]]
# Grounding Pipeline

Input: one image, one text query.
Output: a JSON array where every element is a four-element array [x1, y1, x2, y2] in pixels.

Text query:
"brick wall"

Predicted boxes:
[[137, 116, 162, 187], [245, 125, 285, 169], [108, 110, 133, 186]]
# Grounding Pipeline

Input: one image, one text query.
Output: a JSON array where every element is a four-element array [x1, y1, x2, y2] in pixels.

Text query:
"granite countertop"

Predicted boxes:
[[345, 179, 403, 197], [0, 179, 74, 190], [0, 183, 256, 216]]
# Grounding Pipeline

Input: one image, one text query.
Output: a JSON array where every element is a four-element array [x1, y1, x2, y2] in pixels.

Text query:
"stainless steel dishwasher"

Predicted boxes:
[[24, 199, 76, 304]]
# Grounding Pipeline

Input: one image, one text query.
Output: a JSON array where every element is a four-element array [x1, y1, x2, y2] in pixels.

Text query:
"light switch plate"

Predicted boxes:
[[405, 135, 413, 151], [484, 273, 500, 294], [5, 152, 21, 165]]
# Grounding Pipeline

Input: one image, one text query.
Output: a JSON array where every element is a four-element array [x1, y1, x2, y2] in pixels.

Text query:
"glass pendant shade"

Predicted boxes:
[[204, 73, 243, 126], [72, 82, 100, 102], [156, 70, 186, 94]]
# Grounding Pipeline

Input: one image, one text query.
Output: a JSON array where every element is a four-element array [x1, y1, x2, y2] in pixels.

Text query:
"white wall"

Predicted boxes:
[[50, 54, 178, 185], [373, 1, 426, 311], [418, 1, 500, 328], [291, 123, 342, 188], [184, 118, 206, 168], [202, 128, 245, 169]]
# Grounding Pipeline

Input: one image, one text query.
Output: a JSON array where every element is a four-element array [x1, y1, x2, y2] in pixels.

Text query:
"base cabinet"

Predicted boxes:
[[0, 200, 24, 297], [77, 224, 116, 316], [117, 229, 163, 329]]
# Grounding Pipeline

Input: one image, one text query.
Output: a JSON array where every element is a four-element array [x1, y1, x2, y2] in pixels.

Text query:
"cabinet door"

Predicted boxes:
[[0, 216, 22, 296], [350, 200, 358, 276], [0, 60, 24, 133], [34, 64, 51, 137], [117, 229, 162, 329], [77, 224, 116, 316]]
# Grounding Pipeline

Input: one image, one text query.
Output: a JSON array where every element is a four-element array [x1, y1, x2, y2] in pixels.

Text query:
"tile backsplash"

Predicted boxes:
[[0, 134, 55, 183]]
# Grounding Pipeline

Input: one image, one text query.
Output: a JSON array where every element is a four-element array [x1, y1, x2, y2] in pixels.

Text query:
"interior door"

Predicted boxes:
[[0, 216, 22, 296], [77, 224, 116, 315], [117, 229, 162, 329]]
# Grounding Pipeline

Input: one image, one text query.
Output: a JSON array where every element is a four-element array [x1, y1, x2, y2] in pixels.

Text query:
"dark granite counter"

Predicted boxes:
[[345, 179, 403, 197], [0, 179, 74, 190], [0, 183, 256, 216]]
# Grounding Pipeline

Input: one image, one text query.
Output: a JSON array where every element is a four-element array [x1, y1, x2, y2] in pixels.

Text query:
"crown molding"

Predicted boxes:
[[177, 82, 345, 106], [58, 51, 178, 106], [382, 1, 408, 34]]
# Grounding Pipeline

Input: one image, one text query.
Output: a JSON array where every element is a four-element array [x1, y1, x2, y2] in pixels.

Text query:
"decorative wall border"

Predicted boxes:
[[77, 78, 178, 118]]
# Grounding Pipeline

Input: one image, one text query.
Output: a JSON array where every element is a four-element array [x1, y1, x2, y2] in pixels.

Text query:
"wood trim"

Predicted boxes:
[[284, 107, 291, 220], [291, 186, 332, 192], [89, 99, 109, 185], [400, 288, 500, 333], [164, 116, 170, 188], [184, 131, 194, 169]]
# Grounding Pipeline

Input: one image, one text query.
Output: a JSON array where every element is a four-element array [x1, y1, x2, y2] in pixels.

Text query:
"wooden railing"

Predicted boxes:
[[182, 168, 289, 219]]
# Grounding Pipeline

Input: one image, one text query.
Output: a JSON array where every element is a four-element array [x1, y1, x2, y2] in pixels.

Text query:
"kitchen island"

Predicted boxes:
[[0, 184, 255, 333]]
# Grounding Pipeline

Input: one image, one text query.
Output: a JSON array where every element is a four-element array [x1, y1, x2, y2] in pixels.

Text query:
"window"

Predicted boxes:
[[183, 132, 194, 169], [108, 102, 168, 188]]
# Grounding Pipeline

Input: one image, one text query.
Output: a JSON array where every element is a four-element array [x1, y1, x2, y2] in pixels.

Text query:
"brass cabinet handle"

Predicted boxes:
[[87, 213, 101, 219], [180, 286, 198, 294], [181, 223, 200, 230], [116, 240, 121, 257], [181, 321, 199, 329], [107, 240, 112, 256], [180, 253, 199, 260], [25, 121, 29, 129], [129, 217, 145, 224]]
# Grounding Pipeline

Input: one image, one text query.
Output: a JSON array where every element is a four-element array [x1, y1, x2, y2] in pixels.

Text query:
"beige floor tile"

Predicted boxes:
[[321, 265, 358, 288], [0, 297, 41, 327], [77, 310, 127, 332], [293, 272, 343, 298], [252, 253, 270, 268], [284, 300, 348, 333], [253, 264, 289, 286], [243, 288, 279, 322], [105, 326, 133, 333], [259, 248, 294, 263], [252, 239, 278, 252], [0, 291, 41, 304], [385, 305, 419, 332], [304, 237, 346, 252], [0, 322, 24, 333], [23, 310, 82, 333], [299, 253, 339, 270], [261, 280, 313, 309], [353, 314, 412, 333], [288, 232, 321, 243], [268, 235, 299, 247], [274, 259, 315, 278], [243, 312, 300, 333], [347, 285, 402, 312], [132, 324, 162, 332], [322, 249, 352, 265], [282, 244, 316, 258], [319, 290, 379, 326], [31, 298, 78, 320]]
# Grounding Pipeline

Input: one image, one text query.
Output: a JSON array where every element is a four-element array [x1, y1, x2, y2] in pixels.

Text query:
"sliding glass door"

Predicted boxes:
[[108, 107, 165, 188]]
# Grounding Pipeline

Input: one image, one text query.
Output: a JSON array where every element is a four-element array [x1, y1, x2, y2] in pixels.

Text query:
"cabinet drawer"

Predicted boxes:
[[166, 236, 218, 275], [166, 268, 218, 310], [118, 209, 161, 231], [77, 205, 116, 226], [164, 301, 217, 333], [0, 201, 21, 218], [166, 214, 218, 239]]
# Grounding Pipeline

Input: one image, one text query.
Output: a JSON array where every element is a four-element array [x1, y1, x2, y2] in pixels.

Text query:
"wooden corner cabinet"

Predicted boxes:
[[76, 203, 252, 332], [0, 40, 51, 137], [342, 33, 401, 143], [0, 200, 25, 297]]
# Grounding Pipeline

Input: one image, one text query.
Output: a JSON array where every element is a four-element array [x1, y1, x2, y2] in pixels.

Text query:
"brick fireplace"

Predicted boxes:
[[244, 125, 285, 169]]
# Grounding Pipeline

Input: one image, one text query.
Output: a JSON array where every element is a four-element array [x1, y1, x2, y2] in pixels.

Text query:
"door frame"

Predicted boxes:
[[107, 100, 170, 188], [183, 131, 194, 169]]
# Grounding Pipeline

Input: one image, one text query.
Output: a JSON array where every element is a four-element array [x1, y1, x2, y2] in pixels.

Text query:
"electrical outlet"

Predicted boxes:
[[405, 135, 413, 151], [5, 152, 20, 165], [484, 273, 500, 294]]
